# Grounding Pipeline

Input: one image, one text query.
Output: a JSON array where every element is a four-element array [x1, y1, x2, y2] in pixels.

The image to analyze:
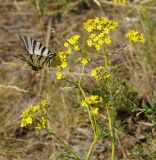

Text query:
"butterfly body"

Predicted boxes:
[[17, 35, 55, 70]]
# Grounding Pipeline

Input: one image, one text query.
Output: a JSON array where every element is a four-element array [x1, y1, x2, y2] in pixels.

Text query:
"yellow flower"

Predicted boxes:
[[57, 52, 67, 60], [84, 16, 118, 33], [91, 66, 103, 78], [95, 17, 100, 23], [22, 108, 31, 115], [64, 42, 69, 48], [91, 107, 99, 115], [126, 30, 145, 43], [21, 115, 33, 127], [21, 107, 33, 127], [35, 117, 47, 130], [114, 0, 127, 3], [66, 47, 72, 55], [77, 57, 90, 65], [90, 33, 96, 38], [31, 105, 40, 112], [21, 100, 48, 129], [95, 44, 101, 50], [84, 19, 95, 32], [56, 71, 66, 80], [82, 95, 103, 107], [55, 35, 81, 71], [66, 35, 80, 51], [91, 66, 111, 80], [74, 45, 80, 51], [97, 24, 102, 30], [87, 39, 93, 46], [104, 36, 111, 44], [103, 72, 111, 79], [41, 99, 47, 107], [91, 69, 98, 77], [84, 17, 118, 50], [56, 52, 68, 70], [58, 62, 68, 70], [55, 35, 81, 80], [82, 101, 88, 107], [108, 21, 119, 30]]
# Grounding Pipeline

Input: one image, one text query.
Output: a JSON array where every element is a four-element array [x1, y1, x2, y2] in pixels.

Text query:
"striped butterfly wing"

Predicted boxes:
[[18, 35, 55, 70], [19, 35, 54, 57]]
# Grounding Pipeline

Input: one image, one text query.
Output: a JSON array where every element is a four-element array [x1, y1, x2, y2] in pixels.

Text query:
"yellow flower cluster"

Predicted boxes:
[[77, 57, 90, 65], [82, 95, 103, 107], [91, 107, 99, 115], [21, 108, 33, 127], [114, 0, 127, 3], [56, 71, 66, 80], [126, 30, 145, 43], [84, 17, 118, 50], [35, 117, 47, 130], [91, 66, 110, 80], [56, 35, 80, 80], [87, 33, 112, 50], [64, 35, 80, 51], [84, 17, 118, 33], [41, 99, 47, 106], [57, 52, 69, 70], [21, 100, 48, 130]]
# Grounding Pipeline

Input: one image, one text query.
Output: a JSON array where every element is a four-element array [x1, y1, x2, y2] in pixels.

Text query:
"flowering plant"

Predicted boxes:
[[21, 16, 145, 160]]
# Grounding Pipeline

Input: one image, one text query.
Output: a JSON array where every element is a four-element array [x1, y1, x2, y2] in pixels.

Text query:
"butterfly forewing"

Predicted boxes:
[[18, 35, 55, 70], [19, 35, 54, 57], [19, 35, 32, 55]]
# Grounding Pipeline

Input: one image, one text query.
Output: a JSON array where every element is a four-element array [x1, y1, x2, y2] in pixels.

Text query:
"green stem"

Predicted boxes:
[[103, 44, 115, 160], [67, 66, 98, 159], [110, 44, 131, 55], [68, 67, 77, 83], [93, 115, 99, 134], [43, 108, 81, 160], [79, 85, 99, 159], [46, 128, 81, 160], [63, 78, 78, 87], [78, 85, 96, 136], [104, 55, 108, 67], [85, 116, 99, 160], [106, 105, 115, 160], [85, 137, 98, 160], [79, 64, 85, 85]]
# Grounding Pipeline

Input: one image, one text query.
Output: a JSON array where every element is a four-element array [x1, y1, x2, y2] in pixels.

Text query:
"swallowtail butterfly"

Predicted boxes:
[[17, 35, 55, 71]]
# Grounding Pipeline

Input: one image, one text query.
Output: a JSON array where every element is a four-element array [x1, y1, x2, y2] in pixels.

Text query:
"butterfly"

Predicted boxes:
[[16, 35, 55, 71]]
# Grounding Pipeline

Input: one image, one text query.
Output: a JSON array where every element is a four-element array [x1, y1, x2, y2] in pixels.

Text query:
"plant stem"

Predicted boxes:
[[103, 44, 115, 160], [85, 137, 98, 160], [68, 67, 77, 83], [78, 85, 96, 136], [79, 64, 85, 85], [79, 84, 99, 160], [68, 66, 98, 159], [106, 105, 115, 160], [46, 128, 81, 160]]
